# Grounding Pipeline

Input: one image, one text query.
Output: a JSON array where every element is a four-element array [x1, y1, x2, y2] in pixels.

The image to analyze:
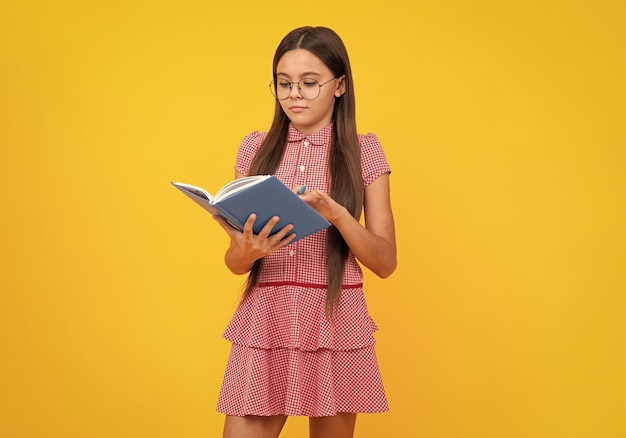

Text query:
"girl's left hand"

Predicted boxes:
[[299, 189, 347, 224]]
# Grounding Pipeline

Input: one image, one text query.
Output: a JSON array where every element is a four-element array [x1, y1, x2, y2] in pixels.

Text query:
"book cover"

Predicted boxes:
[[171, 176, 331, 243]]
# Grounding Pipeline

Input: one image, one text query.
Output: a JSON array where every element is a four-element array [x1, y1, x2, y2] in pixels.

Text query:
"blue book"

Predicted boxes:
[[171, 175, 331, 243]]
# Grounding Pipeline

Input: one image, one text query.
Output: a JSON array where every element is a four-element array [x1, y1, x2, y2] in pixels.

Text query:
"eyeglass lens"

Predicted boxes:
[[270, 78, 322, 100]]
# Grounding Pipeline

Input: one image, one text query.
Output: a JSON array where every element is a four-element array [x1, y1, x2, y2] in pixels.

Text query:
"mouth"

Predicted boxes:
[[289, 106, 306, 112]]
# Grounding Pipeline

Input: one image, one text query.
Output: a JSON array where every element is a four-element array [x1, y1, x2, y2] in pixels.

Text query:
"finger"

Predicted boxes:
[[242, 213, 257, 237], [271, 223, 295, 242], [258, 215, 281, 238], [298, 190, 321, 203], [274, 232, 296, 249], [292, 184, 307, 195]]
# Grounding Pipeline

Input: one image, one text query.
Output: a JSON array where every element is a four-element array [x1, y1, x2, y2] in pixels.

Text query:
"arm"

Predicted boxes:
[[300, 173, 397, 278], [213, 170, 296, 275]]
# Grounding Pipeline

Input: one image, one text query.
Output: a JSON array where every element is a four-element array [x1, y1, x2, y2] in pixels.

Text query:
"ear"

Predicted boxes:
[[334, 75, 347, 97]]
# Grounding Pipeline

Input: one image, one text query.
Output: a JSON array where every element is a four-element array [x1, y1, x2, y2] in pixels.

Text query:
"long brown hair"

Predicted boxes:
[[245, 26, 363, 316]]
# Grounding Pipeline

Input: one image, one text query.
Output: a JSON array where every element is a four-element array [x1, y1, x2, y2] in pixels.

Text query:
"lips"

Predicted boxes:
[[289, 106, 306, 112]]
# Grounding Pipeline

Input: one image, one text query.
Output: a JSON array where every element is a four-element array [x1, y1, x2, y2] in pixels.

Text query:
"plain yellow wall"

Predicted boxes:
[[1, 1, 624, 437]]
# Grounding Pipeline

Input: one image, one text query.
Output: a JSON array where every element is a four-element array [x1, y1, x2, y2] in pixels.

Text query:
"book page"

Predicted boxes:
[[174, 183, 213, 202], [214, 175, 271, 202]]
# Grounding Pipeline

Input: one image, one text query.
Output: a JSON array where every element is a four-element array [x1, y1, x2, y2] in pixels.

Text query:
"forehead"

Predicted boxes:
[[276, 49, 331, 77]]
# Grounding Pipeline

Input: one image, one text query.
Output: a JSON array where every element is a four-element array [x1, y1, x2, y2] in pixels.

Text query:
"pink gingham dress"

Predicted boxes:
[[217, 123, 391, 417]]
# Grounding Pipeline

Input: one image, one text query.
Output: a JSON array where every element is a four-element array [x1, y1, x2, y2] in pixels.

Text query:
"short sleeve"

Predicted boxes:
[[235, 131, 266, 176], [360, 133, 391, 187]]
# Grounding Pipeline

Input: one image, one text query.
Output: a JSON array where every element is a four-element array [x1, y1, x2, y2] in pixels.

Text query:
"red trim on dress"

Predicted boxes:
[[257, 281, 363, 289]]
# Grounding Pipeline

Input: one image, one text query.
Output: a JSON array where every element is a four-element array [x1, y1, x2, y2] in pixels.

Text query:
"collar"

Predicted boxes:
[[287, 123, 333, 146]]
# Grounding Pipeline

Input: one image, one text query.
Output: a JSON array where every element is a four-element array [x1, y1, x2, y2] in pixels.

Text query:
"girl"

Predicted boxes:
[[213, 26, 397, 438]]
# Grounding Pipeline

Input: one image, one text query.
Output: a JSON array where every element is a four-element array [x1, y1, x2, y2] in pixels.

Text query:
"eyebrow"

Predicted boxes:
[[276, 71, 322, 78]]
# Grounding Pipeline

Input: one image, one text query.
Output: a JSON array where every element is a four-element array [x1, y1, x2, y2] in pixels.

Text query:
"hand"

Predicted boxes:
[[299, 190, 348, 224], [213, 213, 295, 265]]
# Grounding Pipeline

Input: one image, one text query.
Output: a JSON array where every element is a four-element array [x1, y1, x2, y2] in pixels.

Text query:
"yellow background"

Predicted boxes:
[[1, 1, 624, 437]]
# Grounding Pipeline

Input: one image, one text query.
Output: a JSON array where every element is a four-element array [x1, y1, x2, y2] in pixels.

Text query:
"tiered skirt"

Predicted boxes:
[[216, 283, 388, 417]]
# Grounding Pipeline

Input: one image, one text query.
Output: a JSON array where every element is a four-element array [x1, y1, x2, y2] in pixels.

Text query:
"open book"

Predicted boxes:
[[171, 175, 331, 243]]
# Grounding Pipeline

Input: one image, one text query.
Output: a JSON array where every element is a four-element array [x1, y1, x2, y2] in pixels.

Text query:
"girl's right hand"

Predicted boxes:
[[213, 213, 295, 274]]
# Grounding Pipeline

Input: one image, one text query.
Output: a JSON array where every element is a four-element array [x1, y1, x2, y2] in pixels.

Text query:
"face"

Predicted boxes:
[[275, 49, 345, 135]]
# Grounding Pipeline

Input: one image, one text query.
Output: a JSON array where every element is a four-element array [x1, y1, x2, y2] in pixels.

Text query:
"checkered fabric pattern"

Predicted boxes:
[[218, 123, 391, 416], [217, 344, 388, 417]]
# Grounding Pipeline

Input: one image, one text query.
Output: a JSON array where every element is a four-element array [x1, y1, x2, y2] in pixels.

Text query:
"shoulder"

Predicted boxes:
[[358, 132, 388, 161], [240, 131, 267, 150], [358, 132, 391, 186], [358, 132, 382, 147], [235, 131, 267, 175]]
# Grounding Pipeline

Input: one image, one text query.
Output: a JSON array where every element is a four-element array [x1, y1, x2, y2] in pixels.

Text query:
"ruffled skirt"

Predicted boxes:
[[217, 343, 388, 417], [217, 283, 388, 417]]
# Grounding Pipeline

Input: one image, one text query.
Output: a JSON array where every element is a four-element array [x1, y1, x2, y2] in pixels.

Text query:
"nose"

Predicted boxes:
[[288, 82, 303, 99]]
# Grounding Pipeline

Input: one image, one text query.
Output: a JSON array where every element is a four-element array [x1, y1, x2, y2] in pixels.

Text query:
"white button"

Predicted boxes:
[[299, 165, 305, 172], [303, 140, 309, 147], [289, 250, 295, 256]]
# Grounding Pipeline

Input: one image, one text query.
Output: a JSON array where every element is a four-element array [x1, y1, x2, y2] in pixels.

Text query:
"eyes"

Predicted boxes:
[[270, 77, 337, 100], [277, 79, 319, 89]]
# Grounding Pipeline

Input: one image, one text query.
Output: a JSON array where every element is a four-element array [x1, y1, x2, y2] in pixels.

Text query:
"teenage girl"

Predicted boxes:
[[213, 26, 397, 438]]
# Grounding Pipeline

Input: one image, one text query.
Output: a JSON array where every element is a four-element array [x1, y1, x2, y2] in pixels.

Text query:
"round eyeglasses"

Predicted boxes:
[[269, 77, 337, 100]]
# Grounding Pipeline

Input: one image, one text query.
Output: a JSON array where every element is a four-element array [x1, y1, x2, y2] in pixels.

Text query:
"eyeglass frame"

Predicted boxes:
[[269, 77, 338, 100]]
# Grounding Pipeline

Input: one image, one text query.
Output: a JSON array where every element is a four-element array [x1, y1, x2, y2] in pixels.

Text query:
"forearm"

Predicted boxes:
[[224, 244, 256, 275], [332, 208, 397, 278]]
